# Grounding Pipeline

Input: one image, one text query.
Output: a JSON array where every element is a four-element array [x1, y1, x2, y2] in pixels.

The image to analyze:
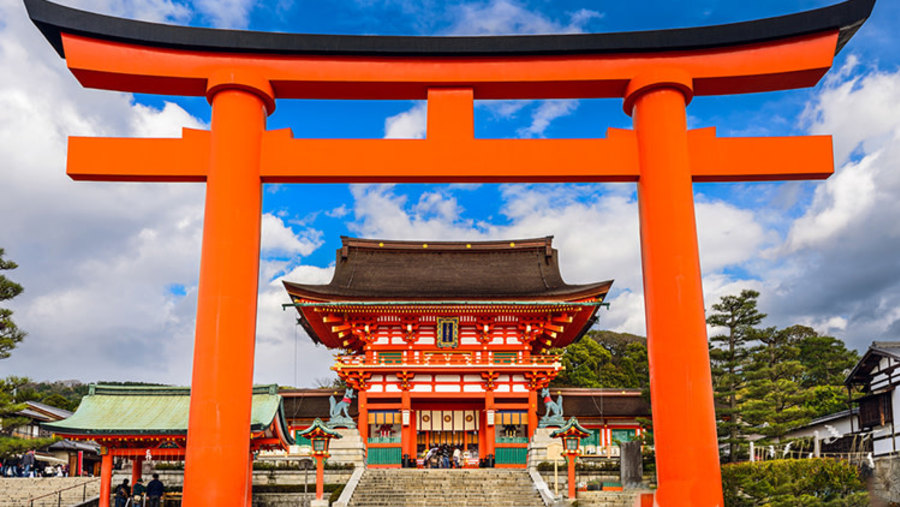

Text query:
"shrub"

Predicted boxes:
[[153, 462, 184, 470], [721, 459, 868, 507], [329, 483, 346, 504], [535, 460, 620, 472]]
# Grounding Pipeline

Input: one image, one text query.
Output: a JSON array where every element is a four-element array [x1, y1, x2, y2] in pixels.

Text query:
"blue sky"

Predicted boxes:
[[1, 0, 899, 387]]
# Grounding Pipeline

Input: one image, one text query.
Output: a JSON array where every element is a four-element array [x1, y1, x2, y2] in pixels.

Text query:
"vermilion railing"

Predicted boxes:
[[334, 351, 561, 367]]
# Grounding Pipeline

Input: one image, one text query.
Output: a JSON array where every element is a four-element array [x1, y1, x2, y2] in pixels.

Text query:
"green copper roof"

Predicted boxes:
[[43, 384, 288, 437], [296, 418, 343, 439], [549, 417, 591, 439]]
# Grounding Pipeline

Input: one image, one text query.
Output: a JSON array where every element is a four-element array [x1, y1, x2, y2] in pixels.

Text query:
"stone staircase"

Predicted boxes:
[[575, 490, 650, 507], [0, 477, 100, 507], [347, 469, 545, 507]]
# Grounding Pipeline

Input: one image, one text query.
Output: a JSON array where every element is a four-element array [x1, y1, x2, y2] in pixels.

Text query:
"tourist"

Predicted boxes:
[[424, 446, 438, 468], [132, 477, 146, 506], [441, 446, 450, 469], [146, 473, 164, 507], [0, 455, 14, 477], [114, 478, 131, 507], [452, 446, 461, 468], [21, 450, 35, 478]]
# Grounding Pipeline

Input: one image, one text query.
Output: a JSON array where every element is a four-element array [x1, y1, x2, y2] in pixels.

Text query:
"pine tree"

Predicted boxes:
[[0, 248, 26, 359], [796, 332, 859, 417], [0, 249, 51, 458], [741, 325, 813, 443], [707, 289, 765, 462]]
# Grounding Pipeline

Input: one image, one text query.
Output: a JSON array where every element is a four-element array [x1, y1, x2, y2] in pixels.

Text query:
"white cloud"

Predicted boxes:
[[54, 0, 256, 29], [0, 0, 334, 385], [261, 213, 323, 257], [445, 0, 601, 35], [516, 100, 579, 138], [384, 102, 427, 139], [54, 0, 192, 24], [345, 183, 774, 339], [254, 263, 336, 387], [191, 0, 257, 28], [740, 62, 900, 350]]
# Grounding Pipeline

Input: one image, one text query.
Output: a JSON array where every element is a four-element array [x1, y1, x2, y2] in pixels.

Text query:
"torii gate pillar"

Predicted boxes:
[[183, 81, 271, 505], [629, 75, 720, 503]]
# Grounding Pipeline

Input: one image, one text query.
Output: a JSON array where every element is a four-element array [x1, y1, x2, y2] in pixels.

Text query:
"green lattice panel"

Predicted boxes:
[[611, 429, 635, 445], [496, 436, 528, 444], [368, 436, 401, 444], [495, 447, 528, 465], [368, 446, 401, 465], [583, 428, 600, 447]]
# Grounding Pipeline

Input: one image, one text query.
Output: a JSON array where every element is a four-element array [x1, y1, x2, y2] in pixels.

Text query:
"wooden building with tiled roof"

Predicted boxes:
[[42, 384, 292, 506], [283, 236, 647, 467]]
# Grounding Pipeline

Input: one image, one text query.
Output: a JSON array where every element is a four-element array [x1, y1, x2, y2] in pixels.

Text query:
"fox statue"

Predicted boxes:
[[329, 387, 355, 420], [540, 387, 564, 422]]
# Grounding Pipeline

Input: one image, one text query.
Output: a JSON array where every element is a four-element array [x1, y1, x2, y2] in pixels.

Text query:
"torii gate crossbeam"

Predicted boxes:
[[25, 0, 875, 505]]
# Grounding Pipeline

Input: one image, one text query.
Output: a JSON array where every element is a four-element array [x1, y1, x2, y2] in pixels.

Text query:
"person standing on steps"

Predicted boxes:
[[21, 450, 35, 477], [114, 478, 130, 507], [146, 473, 165, 507]]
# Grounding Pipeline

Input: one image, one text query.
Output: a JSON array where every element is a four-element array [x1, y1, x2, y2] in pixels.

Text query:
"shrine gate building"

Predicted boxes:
[[284, 236, 638, 467]]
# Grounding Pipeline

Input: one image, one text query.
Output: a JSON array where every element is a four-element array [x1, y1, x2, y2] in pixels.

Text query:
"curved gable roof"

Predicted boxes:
[[284, 236, 612, 302], [43, 384, 290, 441], [26, 0, 873, 59]]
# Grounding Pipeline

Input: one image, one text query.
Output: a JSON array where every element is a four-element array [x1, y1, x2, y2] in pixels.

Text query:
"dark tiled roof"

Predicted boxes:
[[284, 236, 612, 301], [24, 401, 73, 420], [547, 388, 650, 419], [846, 341, 900, 386], [279, 388, 649, 419], [281, 390, 358, 421]]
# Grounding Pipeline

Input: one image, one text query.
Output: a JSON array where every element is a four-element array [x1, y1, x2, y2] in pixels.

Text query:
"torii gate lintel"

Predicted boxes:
[[66, 85, 833, 184]]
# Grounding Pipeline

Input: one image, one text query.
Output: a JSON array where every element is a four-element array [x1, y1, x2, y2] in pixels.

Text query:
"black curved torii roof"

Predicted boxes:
[[26, 0, 874, 60]]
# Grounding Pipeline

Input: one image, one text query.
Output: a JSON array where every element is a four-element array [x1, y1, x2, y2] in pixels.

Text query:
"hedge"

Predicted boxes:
[[721, 459, 868, 506]]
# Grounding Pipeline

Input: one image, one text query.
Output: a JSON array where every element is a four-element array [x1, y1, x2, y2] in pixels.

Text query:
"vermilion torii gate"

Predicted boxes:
[[26, 0, 874, 504]]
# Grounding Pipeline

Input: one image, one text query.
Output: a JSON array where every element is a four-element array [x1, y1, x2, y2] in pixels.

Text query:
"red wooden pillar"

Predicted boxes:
[[400, 390, 412, 463], [478, 411, 487, 461], [358, 390, 368, 444], [566, 454, 577, 500], [406, 408, 417, 462], [628, 73, 723, 505], [527, 389, 538, 438], [315, 456, 325, 500], [485, 390, 496, 463], [182, 76, 273, 506], [99, 452, 112, 507], [131, 455, 143, 486]]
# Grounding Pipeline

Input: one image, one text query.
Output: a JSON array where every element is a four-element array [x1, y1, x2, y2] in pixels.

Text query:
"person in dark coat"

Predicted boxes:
[[21, 450, 35, 477], [114, 478, 130, 507], [146, 473, 165, 507]]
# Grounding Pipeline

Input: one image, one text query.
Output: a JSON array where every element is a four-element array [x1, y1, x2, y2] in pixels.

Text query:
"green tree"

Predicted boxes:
[[551, 330, 649, 389], [39, 393, 78, 412], [796, 332, 858, 418], [554, 337, 612, 388], [742, 325, 813, 442], [0, 248, 26, 359], [0, 377, 57, 459], [707, 289, 766, 462], [0, 253, 56, 458]]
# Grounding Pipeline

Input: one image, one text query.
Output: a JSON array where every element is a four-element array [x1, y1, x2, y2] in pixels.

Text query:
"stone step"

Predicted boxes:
[[348, 469, 544, 507]]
